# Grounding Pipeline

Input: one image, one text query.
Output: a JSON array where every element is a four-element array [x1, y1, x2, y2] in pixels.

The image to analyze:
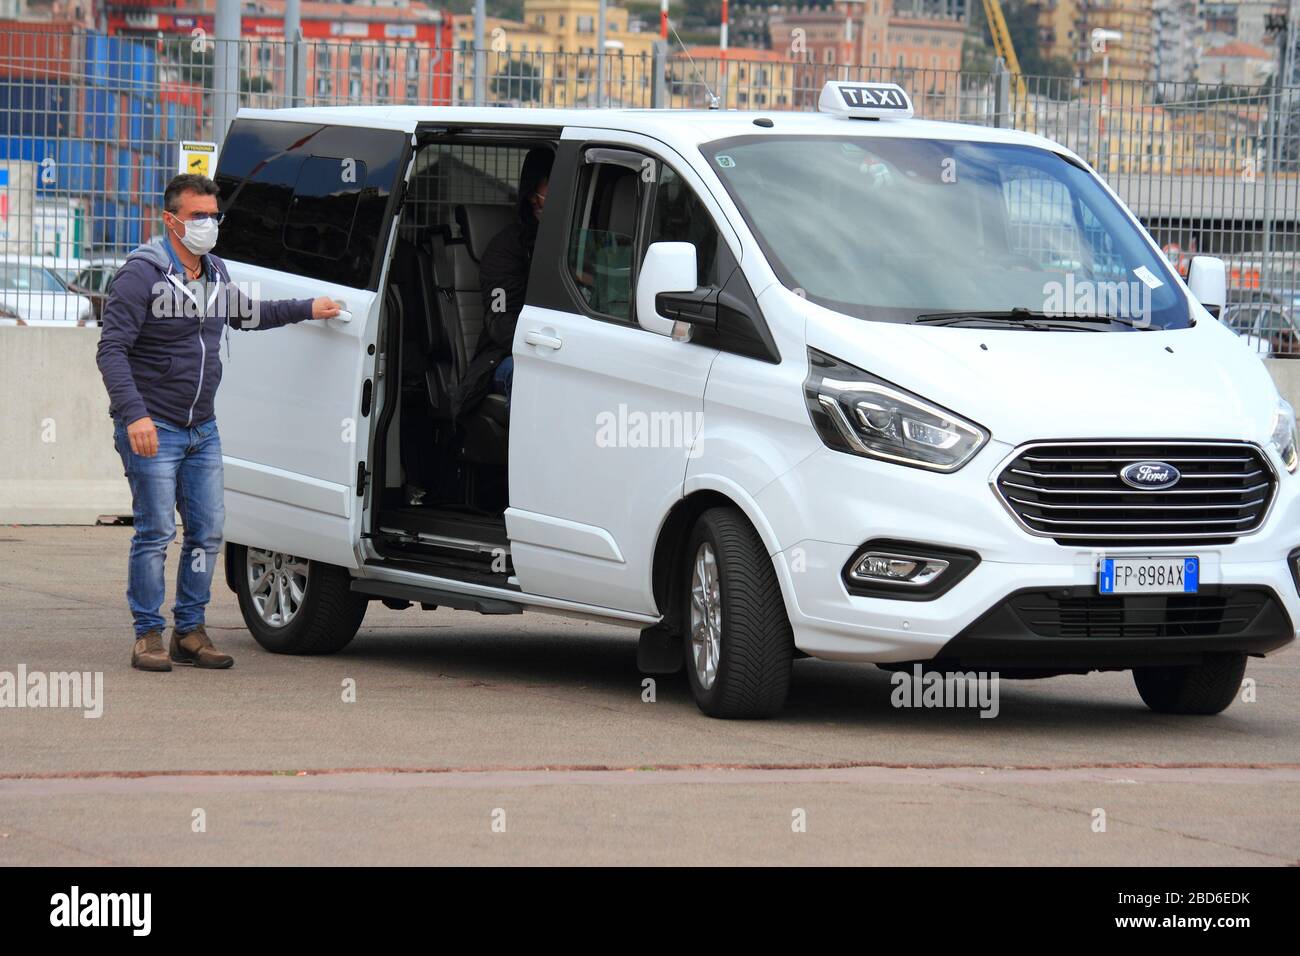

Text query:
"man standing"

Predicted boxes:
[[96, 174, 341, 672]]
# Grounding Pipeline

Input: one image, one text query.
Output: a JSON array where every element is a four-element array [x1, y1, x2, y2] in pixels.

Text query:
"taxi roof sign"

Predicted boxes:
[[818, 82, 913, 120]]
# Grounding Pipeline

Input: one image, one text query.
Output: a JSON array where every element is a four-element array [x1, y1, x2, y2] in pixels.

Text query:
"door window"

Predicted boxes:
[[567, 151, 725, 323], [647, 164, 721, 287], [568, 158, 644, 322], [283, 156, 368, 260], [214, 119, 408, 289]]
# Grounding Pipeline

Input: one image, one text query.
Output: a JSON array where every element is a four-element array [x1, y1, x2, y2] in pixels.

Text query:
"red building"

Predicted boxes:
[[101, 1, 455, 105]]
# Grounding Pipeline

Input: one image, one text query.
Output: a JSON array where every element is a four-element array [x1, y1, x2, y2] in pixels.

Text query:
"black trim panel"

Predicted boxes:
[[841, 539, 981, 601], [927, 584, 1294, 672]]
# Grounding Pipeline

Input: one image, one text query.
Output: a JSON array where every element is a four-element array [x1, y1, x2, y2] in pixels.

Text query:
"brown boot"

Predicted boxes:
[[169, 625, 234, 669], [131, 630, 172, 672]]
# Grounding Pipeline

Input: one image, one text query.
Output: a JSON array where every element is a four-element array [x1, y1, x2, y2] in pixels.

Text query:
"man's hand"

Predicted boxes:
[[311, 297, 343, 320], [127, 416, 158, 458]]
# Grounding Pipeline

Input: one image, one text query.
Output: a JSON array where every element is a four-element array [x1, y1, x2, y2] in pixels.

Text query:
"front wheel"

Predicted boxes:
[[232, 544, 368, 654], [683, 507, 794, 718], [1133, 654, 1247, 715]]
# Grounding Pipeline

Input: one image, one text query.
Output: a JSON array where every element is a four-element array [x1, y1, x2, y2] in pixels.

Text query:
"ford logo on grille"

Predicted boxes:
[[1120, 460, 1181, 490]]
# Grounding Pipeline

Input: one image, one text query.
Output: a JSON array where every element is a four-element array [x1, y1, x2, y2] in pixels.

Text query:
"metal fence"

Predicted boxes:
[[1, 27, 1298, 355]]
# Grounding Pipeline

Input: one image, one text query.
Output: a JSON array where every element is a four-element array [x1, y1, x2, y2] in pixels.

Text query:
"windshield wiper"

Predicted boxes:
[[915, 308, 1154, 330]]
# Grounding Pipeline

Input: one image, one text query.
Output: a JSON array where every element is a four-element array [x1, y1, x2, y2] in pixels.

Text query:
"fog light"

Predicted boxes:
[[841, 540, 981, 601], [1290, 548, 1300, 597], [851, 552, 949, 586]]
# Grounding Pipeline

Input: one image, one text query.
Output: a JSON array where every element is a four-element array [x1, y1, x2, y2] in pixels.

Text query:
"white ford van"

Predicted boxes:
[[212, 83, 1298, 718]]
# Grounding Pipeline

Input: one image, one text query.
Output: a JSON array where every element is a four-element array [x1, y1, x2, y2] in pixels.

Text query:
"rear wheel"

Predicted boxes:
[[232, 544, 368, 655], [1133, 654, 1247, 715], [683, 507, 794, 718]]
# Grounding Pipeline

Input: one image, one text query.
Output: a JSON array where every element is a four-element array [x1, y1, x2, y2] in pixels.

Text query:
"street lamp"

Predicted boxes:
[[1091, 28, 1123, 173]]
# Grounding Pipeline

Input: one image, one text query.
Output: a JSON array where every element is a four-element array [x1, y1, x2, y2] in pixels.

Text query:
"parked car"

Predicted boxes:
[[1222, 302, 1300, 358], [207, 83, 1298, 719], [65, 257, 127, 323], [0, 259, 95, 326], [36, 255, 90, 286]]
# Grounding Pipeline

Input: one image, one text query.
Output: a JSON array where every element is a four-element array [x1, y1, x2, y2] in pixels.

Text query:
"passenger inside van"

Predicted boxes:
[[457, 147, 554, 416]]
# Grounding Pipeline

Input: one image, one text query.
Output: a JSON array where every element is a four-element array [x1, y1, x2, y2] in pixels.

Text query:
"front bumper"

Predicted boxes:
[[759, 442, 1300, 665]]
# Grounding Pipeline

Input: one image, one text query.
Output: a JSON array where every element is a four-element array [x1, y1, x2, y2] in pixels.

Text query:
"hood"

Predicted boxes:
[[0, 290, 89, 323], [125, 237, 179, 275], [789, 289, 1284, 450]]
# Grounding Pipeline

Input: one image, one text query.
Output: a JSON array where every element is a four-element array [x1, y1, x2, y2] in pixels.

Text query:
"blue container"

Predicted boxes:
[[85, 33, 158, 93], [116, 147, 133, 196], [121, 202, 143, 247], [140, 154, 164, 199], [130, 42, 158, 94], [126, 95, 157, 143], [0, 135, 54, 164], [91, 197, 116, 246], [156, 141, 178, 175], [83, 88, 118, 140], [164, 101, 184, 142], [53, 139, 101, 194], [85, 33, 114, 88], [0, 81, 74, 138]]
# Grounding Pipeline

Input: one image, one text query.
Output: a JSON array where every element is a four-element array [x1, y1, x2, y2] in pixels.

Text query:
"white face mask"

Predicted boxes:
[[173, 216, 218, 256]]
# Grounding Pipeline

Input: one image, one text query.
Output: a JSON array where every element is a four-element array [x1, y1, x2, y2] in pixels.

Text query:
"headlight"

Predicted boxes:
[[1273, 397, 1298, 474], [804, 349, 989, 472]]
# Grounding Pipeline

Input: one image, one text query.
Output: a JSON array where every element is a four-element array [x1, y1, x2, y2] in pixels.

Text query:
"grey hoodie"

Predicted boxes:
[[95, 237, 313, 428]]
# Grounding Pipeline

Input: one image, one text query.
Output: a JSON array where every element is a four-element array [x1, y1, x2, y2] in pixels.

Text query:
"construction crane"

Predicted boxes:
[[981, 0, 1032, 127]]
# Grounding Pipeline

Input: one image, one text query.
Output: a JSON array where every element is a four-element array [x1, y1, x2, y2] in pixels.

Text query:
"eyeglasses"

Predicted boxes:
[[169, 211, 224, 224]]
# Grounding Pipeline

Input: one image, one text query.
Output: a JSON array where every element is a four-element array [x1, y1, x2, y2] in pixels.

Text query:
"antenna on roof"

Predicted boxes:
[[668, 23, 719, 109]]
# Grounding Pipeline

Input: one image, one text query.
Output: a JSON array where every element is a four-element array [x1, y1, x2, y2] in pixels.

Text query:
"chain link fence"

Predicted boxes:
[[1, 26, 1297, 354]]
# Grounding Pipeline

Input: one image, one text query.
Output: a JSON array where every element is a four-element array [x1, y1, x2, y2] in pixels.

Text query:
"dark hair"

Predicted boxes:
[[164, 174, 219, 214], [517, 147, 554, 223]]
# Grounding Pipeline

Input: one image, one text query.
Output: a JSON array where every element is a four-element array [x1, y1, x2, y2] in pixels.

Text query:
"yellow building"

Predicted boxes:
[[1034, 0, 1155, 83], [524, 0, 658, 58], [454, 0, 660, 106], [1168, 106, 1265, 176], [668, 48, 799, 110], [1036, 0, 1081, 68], [1095, 103, 1175, 174]]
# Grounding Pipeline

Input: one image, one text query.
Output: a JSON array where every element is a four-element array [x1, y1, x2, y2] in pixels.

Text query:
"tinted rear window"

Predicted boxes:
[[214, 119, 407, 289]]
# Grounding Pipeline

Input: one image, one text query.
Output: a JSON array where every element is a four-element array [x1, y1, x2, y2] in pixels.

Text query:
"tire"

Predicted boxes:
[[683, 507, 794, 718], [1133, 654, 1247, 716], [232, 544, 368, 655]]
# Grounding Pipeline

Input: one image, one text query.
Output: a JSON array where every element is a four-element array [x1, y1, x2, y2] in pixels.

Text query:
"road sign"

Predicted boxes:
[[178, 141, 219, 178]]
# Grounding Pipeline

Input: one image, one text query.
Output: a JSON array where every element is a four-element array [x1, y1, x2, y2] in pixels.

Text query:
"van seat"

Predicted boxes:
[[426, 203, 518, 466], [450, 204, 517, 362]]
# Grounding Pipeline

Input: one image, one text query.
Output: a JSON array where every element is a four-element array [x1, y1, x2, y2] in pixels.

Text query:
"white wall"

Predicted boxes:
[[0, 327, 131, 524]]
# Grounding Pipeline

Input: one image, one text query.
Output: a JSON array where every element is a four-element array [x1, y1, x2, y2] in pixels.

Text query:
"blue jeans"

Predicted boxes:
[[112, 417, 225, 638], [493, 355, 514, 406]]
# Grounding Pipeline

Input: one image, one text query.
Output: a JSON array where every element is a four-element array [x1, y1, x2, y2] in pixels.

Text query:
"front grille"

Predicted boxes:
[[995, 441, 1276, 546], [1008, 588, 1276, 639]]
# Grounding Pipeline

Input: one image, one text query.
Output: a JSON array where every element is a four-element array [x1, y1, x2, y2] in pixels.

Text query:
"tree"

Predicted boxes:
[[492, 59, 541, 102]]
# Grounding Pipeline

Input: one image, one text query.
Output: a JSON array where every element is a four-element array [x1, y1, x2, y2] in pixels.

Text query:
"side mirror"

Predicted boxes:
[[636, 241, 698, 336], [1187, 255, 1227, 317]]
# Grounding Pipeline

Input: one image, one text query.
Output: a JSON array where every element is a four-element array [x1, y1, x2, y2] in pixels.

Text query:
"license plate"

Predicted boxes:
[[1099, 557, 1199, 595]]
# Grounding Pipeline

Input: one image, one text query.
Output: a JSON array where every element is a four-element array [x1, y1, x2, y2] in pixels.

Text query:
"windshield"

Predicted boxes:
[[703, 135, 1188, 329], [0, 265, 67, 293]]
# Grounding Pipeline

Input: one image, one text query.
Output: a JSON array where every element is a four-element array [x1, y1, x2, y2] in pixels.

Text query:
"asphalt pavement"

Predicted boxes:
[[1, 527, 1296, 865]]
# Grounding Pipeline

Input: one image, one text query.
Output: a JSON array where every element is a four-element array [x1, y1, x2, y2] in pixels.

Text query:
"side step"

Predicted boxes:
[[350, 578, 523, 615]]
